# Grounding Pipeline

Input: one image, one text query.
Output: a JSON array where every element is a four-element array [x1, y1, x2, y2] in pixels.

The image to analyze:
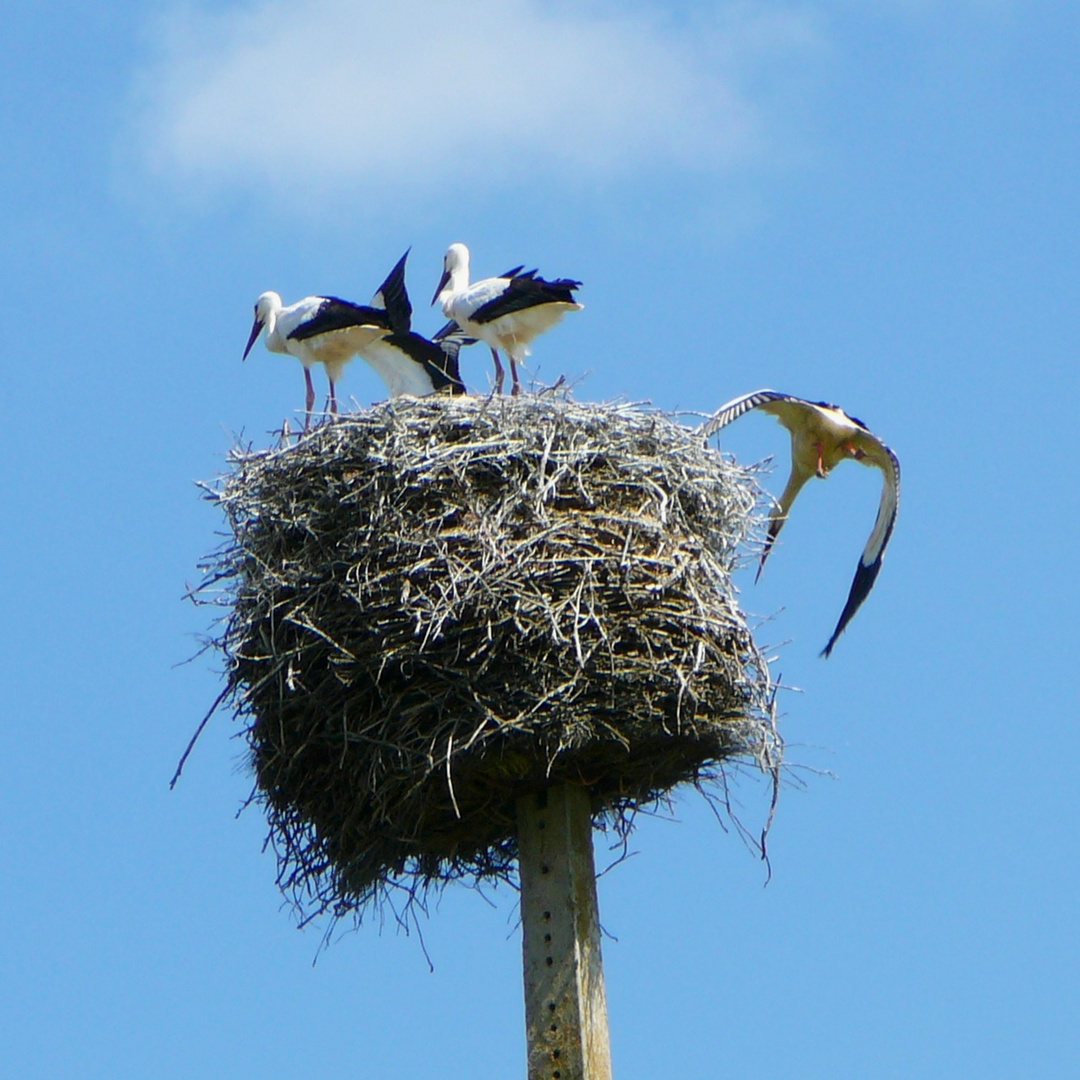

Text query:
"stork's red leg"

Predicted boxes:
[[509, 357, 521, 396], [490, 347, 505, 395], [304, 368, 315, 430]]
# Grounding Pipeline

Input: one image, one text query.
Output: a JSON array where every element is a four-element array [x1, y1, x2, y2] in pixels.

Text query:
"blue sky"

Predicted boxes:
[[2, 1, 1077, 1076]]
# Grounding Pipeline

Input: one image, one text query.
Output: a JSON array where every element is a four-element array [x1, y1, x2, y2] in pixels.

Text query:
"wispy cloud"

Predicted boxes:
[[132, 0, 824, 201]]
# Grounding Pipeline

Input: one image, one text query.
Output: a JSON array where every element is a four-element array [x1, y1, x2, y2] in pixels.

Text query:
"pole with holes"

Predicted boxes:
[[517, 783, 613, 1080]]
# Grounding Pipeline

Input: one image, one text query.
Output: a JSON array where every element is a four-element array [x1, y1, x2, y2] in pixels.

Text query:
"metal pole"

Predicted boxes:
[[517, 784, 613, 1080]]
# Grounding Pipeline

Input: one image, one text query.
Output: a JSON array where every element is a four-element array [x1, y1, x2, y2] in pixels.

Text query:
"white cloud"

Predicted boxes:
[[133, 0, 824, 199]]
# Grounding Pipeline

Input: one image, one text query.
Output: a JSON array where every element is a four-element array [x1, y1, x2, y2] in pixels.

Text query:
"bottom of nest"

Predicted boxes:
[[204, 394, 779, 921], [256, 709, 775, 918]]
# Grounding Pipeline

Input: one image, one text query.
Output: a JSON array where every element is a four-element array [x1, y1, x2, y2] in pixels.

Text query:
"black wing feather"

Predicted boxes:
[[371, 249, 412, 334], [821, 442, 899, 655], [381, 331, 466, 394], [822, 557, 883, 658], [470, 274, 581, 324], [287, 298, 390, 341]]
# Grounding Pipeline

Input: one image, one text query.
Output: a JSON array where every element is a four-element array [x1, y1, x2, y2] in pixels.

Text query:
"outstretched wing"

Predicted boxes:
[[698, 389, 795, 440], [700, 389, 810, 578], [821, 436, 900, 657], [370, 249, 412, 335]]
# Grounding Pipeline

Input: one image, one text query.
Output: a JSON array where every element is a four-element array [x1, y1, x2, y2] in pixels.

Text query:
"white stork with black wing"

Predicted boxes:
[[357, 251, 469, 397], [432, 243, 582, 395], [700, 389, 900, 656], [242, 251, 412, 425]]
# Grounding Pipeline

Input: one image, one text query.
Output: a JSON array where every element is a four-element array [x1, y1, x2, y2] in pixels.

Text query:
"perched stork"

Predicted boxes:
[[356, 250, 470, 396], [360, 312, 470, 396], [431, 243, 582, 395], [700, 389, 900, 657], [242, 252, 410, 425]]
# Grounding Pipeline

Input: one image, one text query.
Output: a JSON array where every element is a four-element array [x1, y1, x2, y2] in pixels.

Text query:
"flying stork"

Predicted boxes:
[[700, 389, 901, 656], [431, 243, 582, 395]]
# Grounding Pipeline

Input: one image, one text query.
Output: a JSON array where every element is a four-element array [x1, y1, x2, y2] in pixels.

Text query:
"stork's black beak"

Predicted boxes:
[[242, 316, 264, 361], [431, 266, 451, 306]]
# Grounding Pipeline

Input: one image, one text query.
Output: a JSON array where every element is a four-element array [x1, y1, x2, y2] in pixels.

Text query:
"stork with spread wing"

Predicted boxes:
[[700, 390, 900, 657]]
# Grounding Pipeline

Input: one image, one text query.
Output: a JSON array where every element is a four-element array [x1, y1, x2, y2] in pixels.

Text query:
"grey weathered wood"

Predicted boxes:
[[518, 784, 613, 1080]]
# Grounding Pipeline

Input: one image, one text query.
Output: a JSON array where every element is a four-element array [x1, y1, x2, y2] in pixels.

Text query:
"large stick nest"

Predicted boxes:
[[198, 395, 779, 920]]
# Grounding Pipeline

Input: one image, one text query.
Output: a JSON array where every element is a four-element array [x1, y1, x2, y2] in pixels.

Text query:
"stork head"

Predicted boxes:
[[243, 291, 281, 360], [432, 242, 469, 306]]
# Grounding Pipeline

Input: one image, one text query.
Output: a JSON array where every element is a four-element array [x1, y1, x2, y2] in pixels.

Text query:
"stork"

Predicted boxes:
[[700, 389, 900, 656], [359, 316, 470, 397], [431, 243, 582, 395], [357, 251, 469, 396], [242, 252, 411, 425]]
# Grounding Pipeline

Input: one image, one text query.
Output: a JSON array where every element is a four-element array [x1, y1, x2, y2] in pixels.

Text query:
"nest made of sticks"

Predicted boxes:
[[196, 394, 779, 921]]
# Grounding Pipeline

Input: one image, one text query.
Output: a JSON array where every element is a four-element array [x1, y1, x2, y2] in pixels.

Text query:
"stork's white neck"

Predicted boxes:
[[438, 244, 472, 313], [259, 292, 286, 353]]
